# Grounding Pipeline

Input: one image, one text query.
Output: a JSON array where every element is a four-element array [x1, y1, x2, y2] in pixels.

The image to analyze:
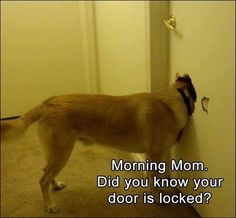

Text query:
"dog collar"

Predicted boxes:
[[177, 88, 192, 116]]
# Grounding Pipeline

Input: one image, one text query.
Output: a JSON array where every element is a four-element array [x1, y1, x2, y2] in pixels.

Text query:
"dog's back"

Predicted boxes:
[[1, 87, 189, 149]]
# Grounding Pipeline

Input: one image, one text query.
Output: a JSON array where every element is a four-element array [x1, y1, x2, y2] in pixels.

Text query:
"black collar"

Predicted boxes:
[[177, 88, 192, 116]]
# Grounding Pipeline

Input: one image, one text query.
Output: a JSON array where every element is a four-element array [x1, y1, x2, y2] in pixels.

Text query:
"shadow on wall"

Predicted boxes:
[[171, 118, 205, 189], [173, 119, 200, 161]]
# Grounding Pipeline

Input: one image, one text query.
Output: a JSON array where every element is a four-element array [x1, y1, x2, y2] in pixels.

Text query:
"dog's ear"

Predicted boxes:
[[183, 73, 190, 78], [176, 72, 180, 80]]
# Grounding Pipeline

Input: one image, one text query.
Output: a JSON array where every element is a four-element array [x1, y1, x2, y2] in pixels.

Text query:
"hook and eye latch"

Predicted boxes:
[[201, 96, 210, 114]]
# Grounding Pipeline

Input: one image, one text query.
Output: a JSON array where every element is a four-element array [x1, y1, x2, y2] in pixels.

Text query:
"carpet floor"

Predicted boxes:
[[1, 124, 199, 217]]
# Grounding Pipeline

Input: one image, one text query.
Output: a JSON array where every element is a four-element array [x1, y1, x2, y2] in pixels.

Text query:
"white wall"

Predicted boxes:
[[1, 1, 88, 117], [94, 1, 150, 95], [169, 2, 235, 217]]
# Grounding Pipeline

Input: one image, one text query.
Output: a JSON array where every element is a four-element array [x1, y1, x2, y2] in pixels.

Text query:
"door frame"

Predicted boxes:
[[131, 0, 169, 171], [148, 1, 169, 90], [79, 1, 98, 94], [1, 2, 98, 118]]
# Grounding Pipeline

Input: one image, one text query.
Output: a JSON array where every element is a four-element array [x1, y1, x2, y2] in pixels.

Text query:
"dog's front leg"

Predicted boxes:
[[147, 150, 177, 203]]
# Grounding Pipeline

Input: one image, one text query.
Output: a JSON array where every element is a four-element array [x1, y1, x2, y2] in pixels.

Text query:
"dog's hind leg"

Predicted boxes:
[[38, 125, 76, 213], [52, 179, 66, 191], [42, 167, 66, 191], [40, 141, 75, 213]]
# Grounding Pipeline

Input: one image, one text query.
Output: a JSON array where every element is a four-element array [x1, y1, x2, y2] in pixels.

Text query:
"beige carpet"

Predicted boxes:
[[1, 124, 199, 217]]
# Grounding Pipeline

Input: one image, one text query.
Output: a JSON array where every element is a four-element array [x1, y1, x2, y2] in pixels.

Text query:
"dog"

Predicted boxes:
[[1, 73, 197, 213]]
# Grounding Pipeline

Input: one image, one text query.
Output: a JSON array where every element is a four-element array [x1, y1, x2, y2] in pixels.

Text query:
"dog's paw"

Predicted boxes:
[[53, 181, 66, 191], [46, 203, 59, 213]]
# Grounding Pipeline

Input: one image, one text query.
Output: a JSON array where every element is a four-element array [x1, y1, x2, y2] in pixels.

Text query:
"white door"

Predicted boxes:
[[169, 2, 235, 217], [1, 1, 97, 118]]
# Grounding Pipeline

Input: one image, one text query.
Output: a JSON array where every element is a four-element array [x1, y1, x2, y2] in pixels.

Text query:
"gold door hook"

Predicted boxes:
[[163, 15, 176, 31]]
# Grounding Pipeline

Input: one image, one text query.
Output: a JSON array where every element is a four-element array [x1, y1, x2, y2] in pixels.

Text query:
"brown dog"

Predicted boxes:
[[1, 73, 197, 213]]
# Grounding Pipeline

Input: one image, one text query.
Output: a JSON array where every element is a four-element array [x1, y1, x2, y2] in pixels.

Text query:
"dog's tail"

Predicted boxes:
[[1, 104, 43, 141]]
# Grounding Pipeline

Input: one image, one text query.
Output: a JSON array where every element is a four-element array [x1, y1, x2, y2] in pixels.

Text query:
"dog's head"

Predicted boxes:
[[174, 73, 197, 114]]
